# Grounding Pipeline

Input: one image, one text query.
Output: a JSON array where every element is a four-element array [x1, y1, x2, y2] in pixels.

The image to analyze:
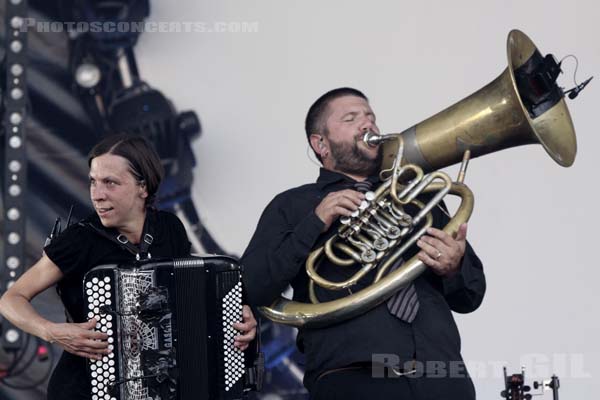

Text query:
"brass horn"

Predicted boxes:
[[260, 29, 577, 328]]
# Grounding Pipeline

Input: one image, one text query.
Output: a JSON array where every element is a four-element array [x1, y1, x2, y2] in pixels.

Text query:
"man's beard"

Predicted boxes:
[[329, 137, 383, 177]]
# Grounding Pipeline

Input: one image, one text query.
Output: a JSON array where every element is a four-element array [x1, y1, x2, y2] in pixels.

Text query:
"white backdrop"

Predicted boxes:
[[135, 1, 600, 398]]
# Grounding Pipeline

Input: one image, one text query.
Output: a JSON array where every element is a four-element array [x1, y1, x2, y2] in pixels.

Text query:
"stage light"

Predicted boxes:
[[177, 110, 202, 140], [10, 87, 24, 100], [6, 257, 20, 269], [10, 112, 22, 124], [108, 82, 178, 156], [3, 0, 27, 354], [8, 233, 21, 245], [9, 135, 23, 148], [37, 345, 50, 361], [8, 160, 21, 172], [9, 184, 21, 196], [10, 40, 22, 53], [4, 330, 20, 344], [7, 208, 21, 221], [10, 63, 23, 76], [10, 16, 24, 29], [75, 63, 101, 88], [72, 0, 150, 50]]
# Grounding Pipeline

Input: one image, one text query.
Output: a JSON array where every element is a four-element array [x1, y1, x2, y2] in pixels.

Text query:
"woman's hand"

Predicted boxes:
[[46, 318, 110, 360], [232, 305, 257, 351]]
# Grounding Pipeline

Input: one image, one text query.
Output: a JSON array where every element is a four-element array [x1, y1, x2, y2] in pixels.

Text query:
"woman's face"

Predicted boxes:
[[89, 153, 148, 232]]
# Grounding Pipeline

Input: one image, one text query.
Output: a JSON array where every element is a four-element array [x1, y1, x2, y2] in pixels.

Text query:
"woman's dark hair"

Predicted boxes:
[[88, 134, 164, 206]]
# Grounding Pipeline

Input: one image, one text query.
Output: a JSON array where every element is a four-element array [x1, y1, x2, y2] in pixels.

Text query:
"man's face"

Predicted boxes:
[[323, 95, 382, 177]]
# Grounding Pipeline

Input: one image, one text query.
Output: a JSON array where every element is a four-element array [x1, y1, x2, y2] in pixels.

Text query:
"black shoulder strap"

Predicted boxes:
[[81, 211, 155, 260], [137, 213, 154, 260]]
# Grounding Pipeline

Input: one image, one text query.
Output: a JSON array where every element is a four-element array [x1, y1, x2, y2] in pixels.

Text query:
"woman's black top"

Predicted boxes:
[[43, 209, 191, 400]]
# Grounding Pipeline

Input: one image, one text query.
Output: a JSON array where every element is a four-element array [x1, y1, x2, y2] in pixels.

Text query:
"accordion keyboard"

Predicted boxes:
[[221, 280, 244, 391], [85, 274, 119, 400]]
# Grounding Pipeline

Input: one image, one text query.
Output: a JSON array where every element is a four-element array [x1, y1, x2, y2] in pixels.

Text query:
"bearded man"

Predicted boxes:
[[242, 88, 486, 399]]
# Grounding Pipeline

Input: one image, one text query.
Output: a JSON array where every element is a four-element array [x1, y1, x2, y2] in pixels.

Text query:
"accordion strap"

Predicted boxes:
[[81, 210, 154, 260]]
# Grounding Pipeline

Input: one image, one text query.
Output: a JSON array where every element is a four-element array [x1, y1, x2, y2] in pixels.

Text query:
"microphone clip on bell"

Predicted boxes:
[[565, 76, 593, 99]]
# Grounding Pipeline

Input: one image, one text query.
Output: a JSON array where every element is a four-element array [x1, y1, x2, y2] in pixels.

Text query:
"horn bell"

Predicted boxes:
[[381, 29, 577, 173]]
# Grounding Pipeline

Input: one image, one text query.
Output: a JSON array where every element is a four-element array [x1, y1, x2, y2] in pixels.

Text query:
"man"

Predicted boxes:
[[242, 88, 485, 399]]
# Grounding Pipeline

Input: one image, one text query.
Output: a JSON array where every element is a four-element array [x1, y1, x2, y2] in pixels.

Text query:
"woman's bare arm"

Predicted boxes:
[[0, 255, 109, 359]]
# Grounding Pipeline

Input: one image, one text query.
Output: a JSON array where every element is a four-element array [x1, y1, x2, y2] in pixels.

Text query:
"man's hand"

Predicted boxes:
[[232, 305, 257, 351], [417, 223, 468, 277], [315, 189, 364, 231], [45, 318, 110, 360]]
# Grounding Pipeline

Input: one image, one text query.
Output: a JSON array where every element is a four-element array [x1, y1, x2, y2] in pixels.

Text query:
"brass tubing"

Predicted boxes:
[[260, 182, 474, 328], [391, 165, 424, 204], [324, 236, 357, 266], [332, 243, 365, 266], [356, 233, 375, 248], [373, 206, 399, 227], [306, 245, 375, 291], [374, 212, 433, 283], [457, 150, 471, 183], [411, 173, 452, 225]]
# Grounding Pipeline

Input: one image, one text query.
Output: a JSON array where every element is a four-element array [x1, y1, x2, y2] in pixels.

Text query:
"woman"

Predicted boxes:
[[0, 134, 257, 399]]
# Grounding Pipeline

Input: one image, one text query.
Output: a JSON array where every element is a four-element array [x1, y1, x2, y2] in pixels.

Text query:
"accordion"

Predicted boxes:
[[83, 256, 261, 400]]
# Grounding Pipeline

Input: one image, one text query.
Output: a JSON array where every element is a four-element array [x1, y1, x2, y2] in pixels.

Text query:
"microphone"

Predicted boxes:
[[43, 218, 61, 248], [566, 76, 593, 99]]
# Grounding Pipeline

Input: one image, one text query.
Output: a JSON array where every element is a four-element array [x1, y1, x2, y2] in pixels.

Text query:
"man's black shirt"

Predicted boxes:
[[242, 168, 486, 391]]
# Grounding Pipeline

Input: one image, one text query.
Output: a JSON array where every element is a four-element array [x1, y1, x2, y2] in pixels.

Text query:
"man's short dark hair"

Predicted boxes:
[[305, 87, 368, 162], [88, 134, 164, 206]]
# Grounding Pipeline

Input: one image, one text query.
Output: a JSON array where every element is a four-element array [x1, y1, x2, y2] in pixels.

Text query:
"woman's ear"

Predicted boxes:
[[139, 180, 148, 198]]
